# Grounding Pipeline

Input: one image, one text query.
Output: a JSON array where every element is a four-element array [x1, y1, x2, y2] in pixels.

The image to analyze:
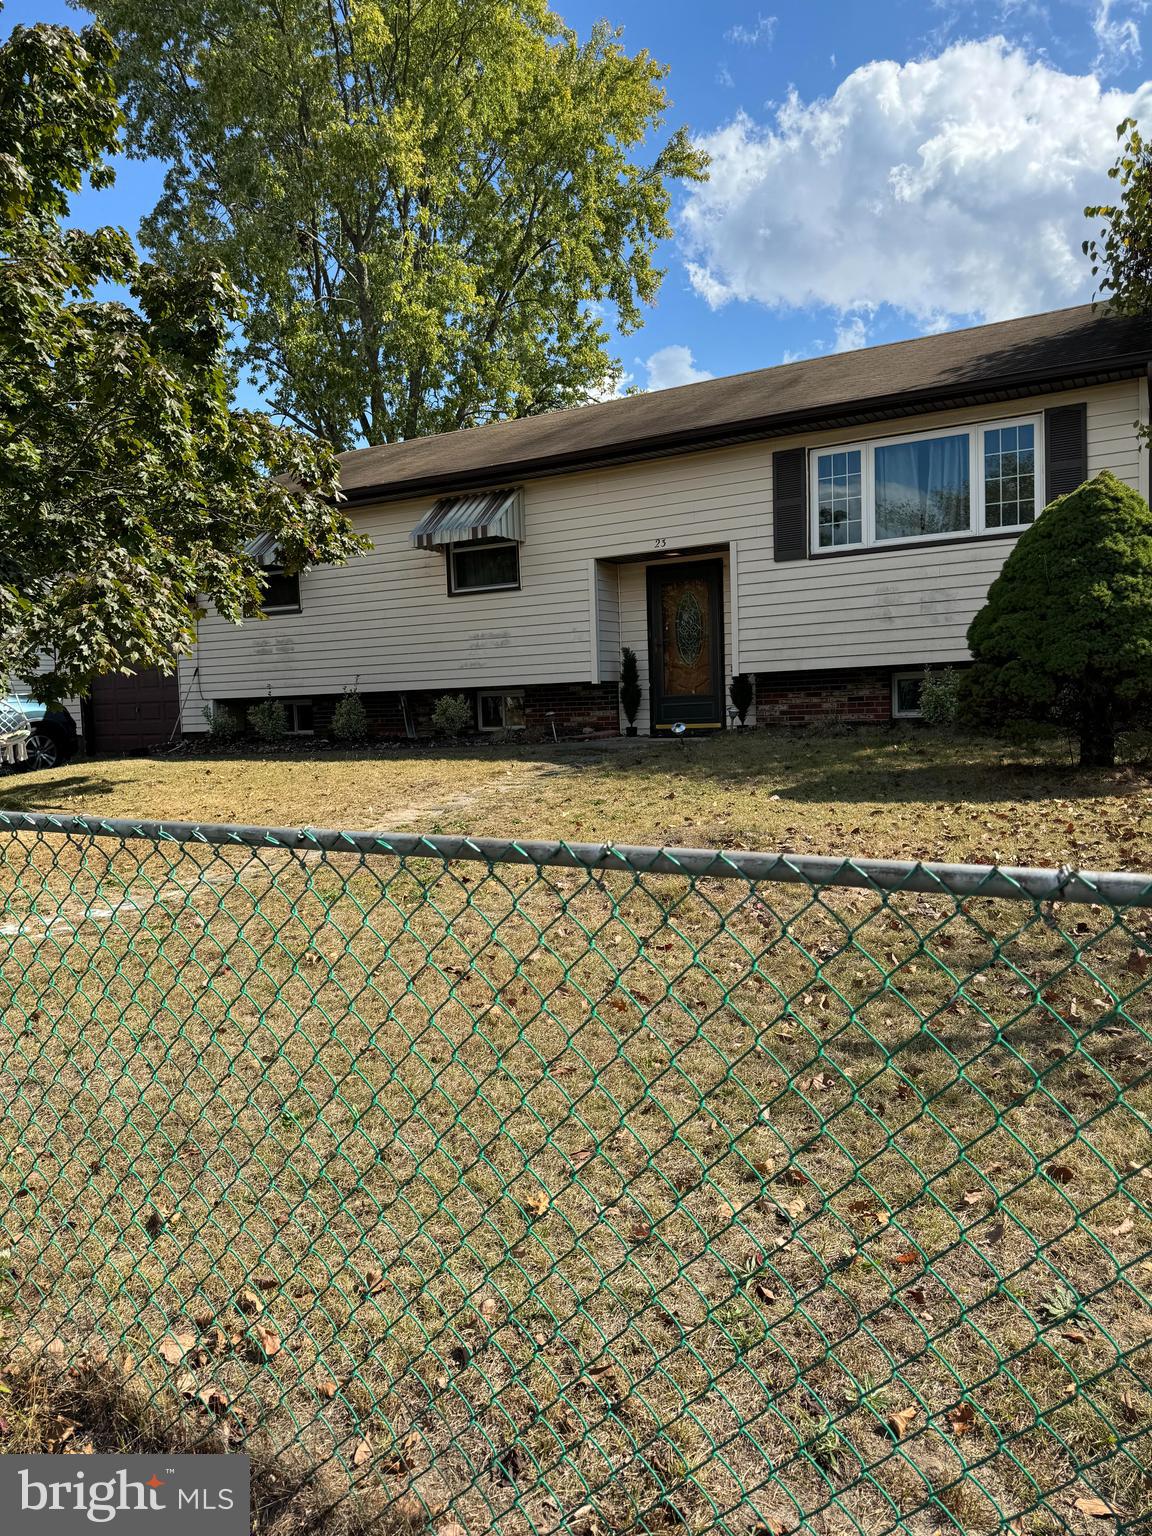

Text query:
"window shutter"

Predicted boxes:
[[773, 448, 808, 562], [1044, 403, 1088, 500]]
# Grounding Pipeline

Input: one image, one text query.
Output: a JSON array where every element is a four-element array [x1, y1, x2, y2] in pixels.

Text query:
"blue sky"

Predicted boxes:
[[6, 0, 1152, 412]]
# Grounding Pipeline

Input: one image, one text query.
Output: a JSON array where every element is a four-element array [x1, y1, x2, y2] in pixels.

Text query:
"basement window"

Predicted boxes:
[[478, 691, 525, 731], [285, 699, 314, 735], [891, 672, 925, 720]]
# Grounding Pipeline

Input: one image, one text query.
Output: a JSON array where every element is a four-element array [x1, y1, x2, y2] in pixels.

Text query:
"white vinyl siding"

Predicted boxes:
[[179, 379, 1143, 722]]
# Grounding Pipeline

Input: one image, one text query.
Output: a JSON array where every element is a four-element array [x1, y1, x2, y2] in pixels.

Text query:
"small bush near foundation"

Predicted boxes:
[[431, 693, 474, 737], [248, 697, 288, 744], [203, 702, 245, 745], [919, 667, 960, 727], [330, 690, 369, 745]]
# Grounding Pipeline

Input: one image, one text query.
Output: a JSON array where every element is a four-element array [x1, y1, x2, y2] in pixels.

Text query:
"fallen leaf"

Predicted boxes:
[[252, 1324, 281, 1359], [236, 1287, 263, 1316], [352, 1437, 372, 1467], [1111, 1217, 1135, 1238], [893, 1251, 919, 1267], [438, 1524, 467, 1536], [628, 1221, 653, 1244], [1045, 1163, 1075, 1185], [316, 1377, 338, 1400], [947, 1403, 976, 1437], [1121, 1390, 1144, 1423], [157, 1333, 196, 1366], [523, 1189, 550, 1218], [1075, 1496, 1118, 1517], [887, 1405, 918, 1440], [196, 1386, 230, 1415]]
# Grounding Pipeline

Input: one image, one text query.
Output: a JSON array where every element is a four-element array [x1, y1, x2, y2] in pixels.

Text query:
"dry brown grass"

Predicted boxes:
[[0, 811, 1149, 1536], [1, 726, 1150, 871], [1, 730, 1150, 1534]]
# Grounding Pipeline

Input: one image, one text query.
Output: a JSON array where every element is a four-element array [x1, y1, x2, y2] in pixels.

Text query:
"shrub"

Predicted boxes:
[[431, 694, 474, 737], [962, 471, 1152, 766], [203, 702, 244, 745], [918, 667, 960, 727], [247, 697, 289, 744], [729, 673, 754, 726], [619, 646, 641, 728], [330, 689, 369, 745]]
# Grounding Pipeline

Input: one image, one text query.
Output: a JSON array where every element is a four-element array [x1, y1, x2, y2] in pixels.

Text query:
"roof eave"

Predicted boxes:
[[340, 353, 1151, 506]]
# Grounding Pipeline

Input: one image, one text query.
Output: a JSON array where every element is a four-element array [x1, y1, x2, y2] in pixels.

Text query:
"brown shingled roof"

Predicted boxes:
[[338, 305, 1152, 502]]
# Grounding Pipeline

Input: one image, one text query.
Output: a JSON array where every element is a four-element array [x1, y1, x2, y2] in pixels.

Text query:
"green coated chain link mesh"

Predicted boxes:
[[0, 810, 1150, 1535]]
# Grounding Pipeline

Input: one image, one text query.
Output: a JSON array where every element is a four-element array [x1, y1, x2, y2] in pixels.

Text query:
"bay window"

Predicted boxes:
[[811, 417, 1041, 552]]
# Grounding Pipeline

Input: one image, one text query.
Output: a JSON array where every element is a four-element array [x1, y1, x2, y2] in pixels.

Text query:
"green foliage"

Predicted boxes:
[[729, 673, 754, 726], [620, 646, 642, 727], [918, 667, 960, 727], [431, 694, 473, 738], [1085, 118, 1152, 323], [87, 0, 709, 449], [962, 472, 1152, 766], [0, 22, 365, 704], [247, 696, 288, 743], [203, 701, 245, 744], [330, 688, 369, 745]]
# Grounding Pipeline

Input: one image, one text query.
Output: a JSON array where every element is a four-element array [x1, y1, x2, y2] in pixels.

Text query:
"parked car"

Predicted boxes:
[[1, 692, 78, 770], [0, 697, 30, 767]]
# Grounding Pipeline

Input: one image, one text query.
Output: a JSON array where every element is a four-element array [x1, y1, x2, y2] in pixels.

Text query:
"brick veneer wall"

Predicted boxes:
[[308, 681, 619, 740], [755, 667, 893, 727]]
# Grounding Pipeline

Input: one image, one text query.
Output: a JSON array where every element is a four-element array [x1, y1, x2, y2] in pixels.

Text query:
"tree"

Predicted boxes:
[[961, 472, 1152, 767], [0, 23, 363, 704], [87, 0, 708, 450], [1085, 118, 1152, 331]]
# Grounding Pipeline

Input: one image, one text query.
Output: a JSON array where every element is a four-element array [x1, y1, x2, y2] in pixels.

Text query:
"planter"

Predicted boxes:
[[625, 725, 638, 737]]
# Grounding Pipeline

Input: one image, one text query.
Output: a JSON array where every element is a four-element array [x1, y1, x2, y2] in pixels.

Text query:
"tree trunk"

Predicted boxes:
[[1079, 695, 1117, 768]]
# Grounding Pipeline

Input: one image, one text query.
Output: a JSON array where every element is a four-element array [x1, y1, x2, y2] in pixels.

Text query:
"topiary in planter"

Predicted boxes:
[[620, 647, 641, 735], [729, 673, 753, 728]]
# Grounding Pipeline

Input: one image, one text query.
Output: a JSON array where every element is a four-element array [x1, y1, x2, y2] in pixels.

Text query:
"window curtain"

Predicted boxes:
[[874, 434, 970, 541]]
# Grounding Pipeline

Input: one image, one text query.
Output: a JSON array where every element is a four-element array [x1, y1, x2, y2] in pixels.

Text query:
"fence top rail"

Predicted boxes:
[[2, 809, 1151, 908]]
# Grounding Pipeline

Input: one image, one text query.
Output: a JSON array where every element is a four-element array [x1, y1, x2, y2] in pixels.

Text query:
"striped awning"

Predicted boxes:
[[410, 488, 524, 550], [245, 532, 284, 568]]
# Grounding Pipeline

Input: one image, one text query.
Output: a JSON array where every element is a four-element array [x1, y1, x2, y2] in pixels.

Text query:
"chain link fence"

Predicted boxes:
[[0, 810, 1150, 1535]]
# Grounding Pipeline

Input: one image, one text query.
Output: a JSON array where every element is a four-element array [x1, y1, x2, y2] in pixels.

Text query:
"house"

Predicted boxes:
[[178, 304, 1152, 739]]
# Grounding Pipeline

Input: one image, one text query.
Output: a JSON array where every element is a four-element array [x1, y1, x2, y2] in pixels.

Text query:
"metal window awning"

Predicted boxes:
[[246, 532, 285, 568], [410, 488, 524, 550]]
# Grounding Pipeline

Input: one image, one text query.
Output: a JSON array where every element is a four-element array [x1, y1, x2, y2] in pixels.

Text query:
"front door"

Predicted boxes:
[[646, 560, 725, 732]]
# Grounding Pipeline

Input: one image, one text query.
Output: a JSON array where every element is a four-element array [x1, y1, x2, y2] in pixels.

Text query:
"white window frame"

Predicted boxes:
[[808, 414, 1044, 554], [448, 539, 521, 595], [477, 690, 525, 732], [891, 671, 926, 720]]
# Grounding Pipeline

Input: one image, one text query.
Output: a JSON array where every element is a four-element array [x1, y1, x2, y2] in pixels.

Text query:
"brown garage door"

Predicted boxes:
[[87, 668, 180, 755]]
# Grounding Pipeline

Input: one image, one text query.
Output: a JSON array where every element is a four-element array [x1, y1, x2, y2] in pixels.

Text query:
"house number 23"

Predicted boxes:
[[654, 538, 667, 548]]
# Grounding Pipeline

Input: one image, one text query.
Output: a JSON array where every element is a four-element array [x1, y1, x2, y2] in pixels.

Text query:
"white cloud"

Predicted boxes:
[[833, 314, 870, 352], [683, 38, 1152, 329], [725, 13, 776, 45], [643, 345, 714, 391], [716, 63, 735, 88], [1093, 0, 1147, 68]]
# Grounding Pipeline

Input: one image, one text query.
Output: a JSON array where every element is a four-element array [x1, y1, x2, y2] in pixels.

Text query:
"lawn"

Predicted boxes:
[[0, 730, 1149, 1536], [2, 726, 1151, 872]]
